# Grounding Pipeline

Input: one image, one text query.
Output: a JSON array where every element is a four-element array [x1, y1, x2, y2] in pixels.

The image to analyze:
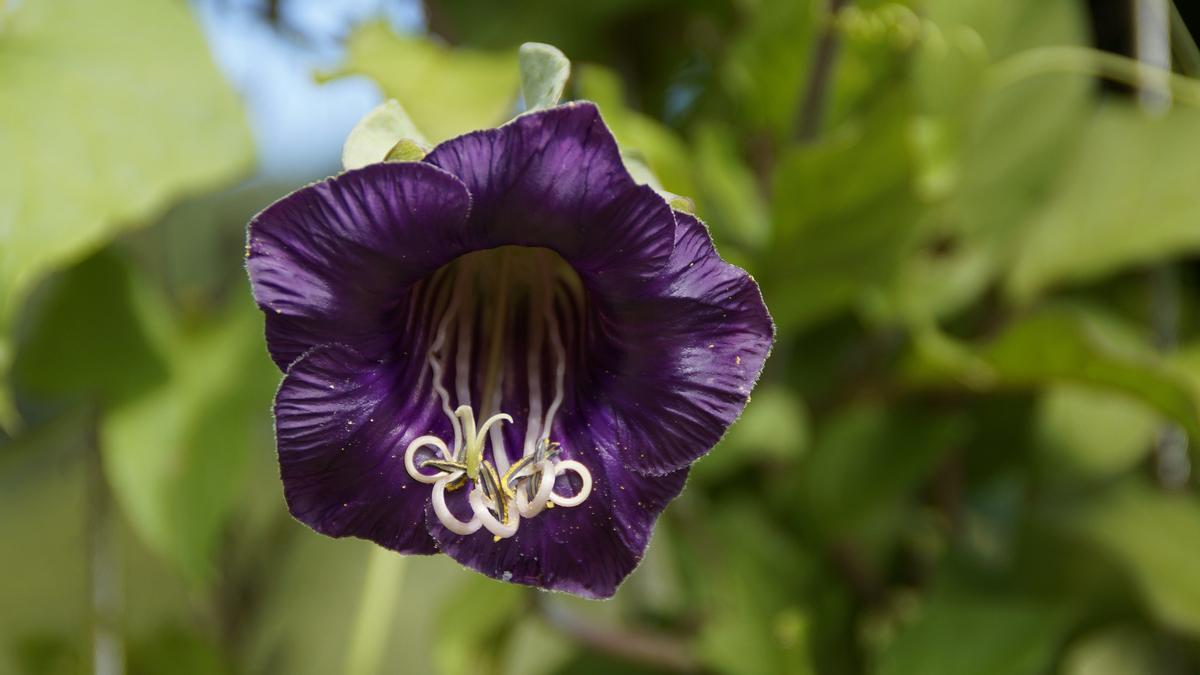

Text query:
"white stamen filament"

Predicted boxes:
[[432, 472, 482, 535], [542, 292, 567, 436], [515, 460, 555, 518], [454, 282, 474, 415], [403, 435, 452, 484], [427, 284, 464, 454], [487, 370, 510, 475], [549, 460, 592, 507], [521, 281, 547, 456], [469, 489, 518, 538], [401, 248, 597, 541]]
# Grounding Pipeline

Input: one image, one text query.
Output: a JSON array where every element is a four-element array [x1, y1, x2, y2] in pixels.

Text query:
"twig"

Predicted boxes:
[[795, 0, 850, 142], [87, 405, 123, 675], [344, 548, 407, 675], [1136, 0, 1194, 488], [532, 593, 700, 673]]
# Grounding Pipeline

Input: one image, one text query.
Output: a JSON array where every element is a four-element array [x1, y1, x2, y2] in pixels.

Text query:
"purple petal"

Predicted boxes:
[[424, 102, 675, 293], [274, 342, 457, 554], [599, 212, 774, 474], [247, 162, 472, 370]]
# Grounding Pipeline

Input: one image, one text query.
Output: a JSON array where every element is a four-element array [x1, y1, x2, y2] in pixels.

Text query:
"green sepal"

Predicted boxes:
[[341, 99, 430, 170], [518, 42, 570, 112]]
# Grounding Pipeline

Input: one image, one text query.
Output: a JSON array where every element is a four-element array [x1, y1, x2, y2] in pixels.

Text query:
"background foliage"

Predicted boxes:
[[4, 0, 1200, 673]]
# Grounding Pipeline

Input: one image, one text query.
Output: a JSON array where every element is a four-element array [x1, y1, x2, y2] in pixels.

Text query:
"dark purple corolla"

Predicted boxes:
[[246, 102, 773, 598]]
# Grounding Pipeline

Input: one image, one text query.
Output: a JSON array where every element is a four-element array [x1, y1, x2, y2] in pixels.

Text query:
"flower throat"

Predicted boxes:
[[402, 246, 593, 540]]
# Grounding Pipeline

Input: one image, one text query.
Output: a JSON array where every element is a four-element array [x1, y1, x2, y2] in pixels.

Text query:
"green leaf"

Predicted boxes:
[[128, 628, 231, 675], [341, 99, 430, 170], [329, 23, 518, 143], [769, 87, 922, 331], [0, 418, 89, 674], [897, 0, 1091, 319], [1008, 103, 1200, 302], [874, 590, 1072, 675], [14, 252, 168, 403], [519, 42, 570, 112], [0, 0, 252, 426], [1061, 625, 1174, 675], [721, 0, 814, 141], [906, 306, 1200, 441], [695, 502, 817, 675], [793, 403, 968, 538], [1035, 384, 1160, 480], [694, 385, 808, 483], [691, 123, 770, 251], [100, 285, 277, 583], [1071, 483, 1200, 635], [432, 575, 525, 675]]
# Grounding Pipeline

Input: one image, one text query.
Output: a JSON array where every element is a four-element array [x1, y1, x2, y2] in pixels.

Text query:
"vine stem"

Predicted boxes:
[[987, 45, 1200, 106], [344, 547, 406, 675], [1136, 0, 1194, 487], [532, 593, 700, 673], [87, 406, 123, 675], [795, 0, 850, 142]]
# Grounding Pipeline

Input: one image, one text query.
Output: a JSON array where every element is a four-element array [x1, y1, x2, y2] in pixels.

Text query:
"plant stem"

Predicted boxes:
[[795, 0, 850, 142], [87, 407, 123, 675], [344, 547, 406, 675], [533, 593, 699, 673], [987, 46, 1200, 107]]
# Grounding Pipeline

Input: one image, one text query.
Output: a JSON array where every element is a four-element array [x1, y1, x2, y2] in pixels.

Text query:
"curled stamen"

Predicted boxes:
[[515, 460, 556, 518], [476, 412, 514, 446], [432, 471, 482, 535], [406, 408, 591, 538], [549, 459, 592, 508], [404, 435, 454, 484], [469, 488, 518, 538]]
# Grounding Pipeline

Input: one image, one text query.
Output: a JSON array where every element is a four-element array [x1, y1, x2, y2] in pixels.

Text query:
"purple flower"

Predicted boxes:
[[246, 103, 773, 598]]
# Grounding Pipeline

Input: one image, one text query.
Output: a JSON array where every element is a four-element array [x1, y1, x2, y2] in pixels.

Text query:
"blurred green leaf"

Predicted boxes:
[[1071, 483, 1200, 636], [874, 589, 1072, 675], [692, 123, 770, 251], [0, 420, 88, 675], [433, 575, 525, 675], [1008, 103, 1200, 302], [424, 0, 687, 55], [101, 283, 276, 583], [128, 628, 231, 675], [794, 403, 968, 538], [0, 0, 252, 426], [13, 634, 81, 675], [695, 502, 816, 675], [770, 87, 921, 331], [897, 0, 1091, 319], [574, 63, 694, 196], [907, 306, 1200, 441], [330, 23, 518, 143], [1035, 384, 1160, 480], [14, 252, 168, 404], [1061, 625, 1178, 675], [721, 0, 814, 141], [695, 385, 808, 483]]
